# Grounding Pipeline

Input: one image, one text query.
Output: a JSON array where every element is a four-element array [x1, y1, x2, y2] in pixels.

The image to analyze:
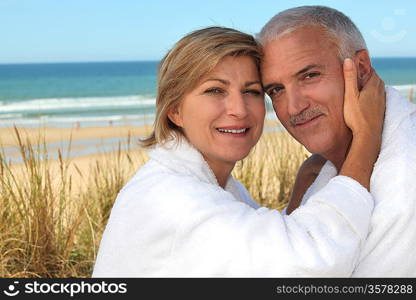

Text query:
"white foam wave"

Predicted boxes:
[[0, 113, 23, 119], [391, 85, 415, 101], [392, 84, 416, 91], [266, 111, 278, 121], [0, 113, 156, 128], [36, 114, 155, 123], [0, 95, 156, 113]]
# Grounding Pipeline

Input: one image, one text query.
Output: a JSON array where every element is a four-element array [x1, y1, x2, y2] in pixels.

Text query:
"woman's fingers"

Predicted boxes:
[[343, 58, 359, 102], [362, 68, 383, 92], [342, 58, 360, 132], [342, 59, 386, 138], [359, 69, 386, 117]]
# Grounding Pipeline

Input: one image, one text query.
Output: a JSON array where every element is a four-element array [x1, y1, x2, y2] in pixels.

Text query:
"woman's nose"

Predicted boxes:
[[225, 92, 248, 118]]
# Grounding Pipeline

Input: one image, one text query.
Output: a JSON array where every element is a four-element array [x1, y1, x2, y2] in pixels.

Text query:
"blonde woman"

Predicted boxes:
[[93, 27, 385, 277]]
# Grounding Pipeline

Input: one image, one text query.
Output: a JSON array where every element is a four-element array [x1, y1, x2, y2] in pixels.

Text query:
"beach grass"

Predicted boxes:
[[0, 127, 307, 277]]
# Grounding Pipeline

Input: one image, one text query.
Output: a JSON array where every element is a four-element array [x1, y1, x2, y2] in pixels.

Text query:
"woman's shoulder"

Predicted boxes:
[[230, 179, 260, 209], [114, 158, 234, 213]]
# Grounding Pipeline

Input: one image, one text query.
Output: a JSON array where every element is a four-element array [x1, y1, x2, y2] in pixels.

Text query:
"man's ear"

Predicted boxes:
[[353, 50, 372, 90], [167, 104, 183, 128]]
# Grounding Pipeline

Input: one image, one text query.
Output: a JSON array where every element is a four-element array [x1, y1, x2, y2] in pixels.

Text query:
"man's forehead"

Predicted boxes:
[[261, 52, 327, 81], [262, 27, 338, 59], [261, 36, 338, 82], [266, 25, 334, 46]]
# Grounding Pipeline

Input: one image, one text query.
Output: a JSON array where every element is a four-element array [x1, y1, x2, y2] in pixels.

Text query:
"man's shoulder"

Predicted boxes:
[[380, 111, 416, 156], [380, 87, 416, 156], [371, 112, 416, 205]]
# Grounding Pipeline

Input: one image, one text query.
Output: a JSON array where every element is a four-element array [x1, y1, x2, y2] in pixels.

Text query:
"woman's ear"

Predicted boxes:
[[353, 50, 372, 90], [167, 104, 183, 127]]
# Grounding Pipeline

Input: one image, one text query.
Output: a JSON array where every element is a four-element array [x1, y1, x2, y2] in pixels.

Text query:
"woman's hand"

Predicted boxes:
[[339, 58, 386, 190], [343, 58, 385, 141]]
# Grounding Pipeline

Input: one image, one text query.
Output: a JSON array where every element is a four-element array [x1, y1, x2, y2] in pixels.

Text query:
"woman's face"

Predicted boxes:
[[169, 55, 265, 175]]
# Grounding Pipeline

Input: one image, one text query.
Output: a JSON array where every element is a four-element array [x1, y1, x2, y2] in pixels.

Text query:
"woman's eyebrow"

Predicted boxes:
[[245, 81, 262, 87], [204, 78, 229, 85]]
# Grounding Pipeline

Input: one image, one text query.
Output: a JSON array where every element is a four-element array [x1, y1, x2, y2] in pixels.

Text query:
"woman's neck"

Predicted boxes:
[[203, 157, 235, 189]]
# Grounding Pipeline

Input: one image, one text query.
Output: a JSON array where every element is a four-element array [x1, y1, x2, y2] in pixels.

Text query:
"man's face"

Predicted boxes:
[[261, 27, 351, 157]]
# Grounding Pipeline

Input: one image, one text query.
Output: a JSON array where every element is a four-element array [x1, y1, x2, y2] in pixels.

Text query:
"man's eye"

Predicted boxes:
[[304, 72, 320, 79], [267, 86, 283, 97]]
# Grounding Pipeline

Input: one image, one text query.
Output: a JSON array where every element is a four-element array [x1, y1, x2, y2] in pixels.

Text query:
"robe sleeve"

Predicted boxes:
[[165, 175, 373, 277]]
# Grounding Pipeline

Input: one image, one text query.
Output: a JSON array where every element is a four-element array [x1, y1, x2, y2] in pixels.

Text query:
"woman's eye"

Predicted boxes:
[[244, 89, 262, 96], [204, 88, 223, 94]]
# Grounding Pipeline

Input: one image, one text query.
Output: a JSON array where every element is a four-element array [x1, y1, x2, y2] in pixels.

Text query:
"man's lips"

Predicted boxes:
[[294, 114, 324, 126], [289, 107, 325, 127]]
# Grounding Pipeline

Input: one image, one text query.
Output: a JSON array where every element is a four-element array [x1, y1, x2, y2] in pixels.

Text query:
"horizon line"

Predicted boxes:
[[2, 56, 416, 65]]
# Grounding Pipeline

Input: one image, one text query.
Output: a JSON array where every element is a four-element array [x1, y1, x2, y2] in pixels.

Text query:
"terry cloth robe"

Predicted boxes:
[[92, 138, 374, 277], [298, 86, 416, 277]]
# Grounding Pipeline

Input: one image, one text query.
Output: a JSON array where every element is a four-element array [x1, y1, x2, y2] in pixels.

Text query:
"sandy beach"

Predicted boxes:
[[0, 120, 280, 192], [1, 120, 280, 147], [1, 120, 280, 159], [0, 125, 153, 192], [0, 125, 153, 148]]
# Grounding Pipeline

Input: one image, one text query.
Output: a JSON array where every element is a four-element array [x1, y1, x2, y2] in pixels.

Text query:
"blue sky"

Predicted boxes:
[[1, 0, 415, 63]]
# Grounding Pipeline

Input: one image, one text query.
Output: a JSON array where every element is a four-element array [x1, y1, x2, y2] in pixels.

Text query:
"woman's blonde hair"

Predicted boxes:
[[140, 26, 262, 148]]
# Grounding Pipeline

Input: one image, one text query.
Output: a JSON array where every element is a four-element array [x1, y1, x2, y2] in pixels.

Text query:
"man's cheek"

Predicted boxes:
[[273, 104, 286, 121]]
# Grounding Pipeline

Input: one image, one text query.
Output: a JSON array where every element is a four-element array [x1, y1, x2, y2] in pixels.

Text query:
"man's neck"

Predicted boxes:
[[323, 136, 353, 173]]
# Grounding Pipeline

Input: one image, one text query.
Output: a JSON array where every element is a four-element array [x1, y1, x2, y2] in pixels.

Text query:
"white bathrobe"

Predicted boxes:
[[299, 87, 416, 277], [92, 138, 374, 277]]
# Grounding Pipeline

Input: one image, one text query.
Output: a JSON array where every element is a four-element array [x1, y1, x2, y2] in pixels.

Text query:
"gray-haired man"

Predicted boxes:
[[259, 6, 416, 277]]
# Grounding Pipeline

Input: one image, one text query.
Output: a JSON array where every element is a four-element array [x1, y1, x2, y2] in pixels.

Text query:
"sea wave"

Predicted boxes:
[[392, 84, 415, 101], [0, 95, 156, 113], [0, 113, 23, 119], [392, 84, 416, 91], [0, 113, 155, 126]]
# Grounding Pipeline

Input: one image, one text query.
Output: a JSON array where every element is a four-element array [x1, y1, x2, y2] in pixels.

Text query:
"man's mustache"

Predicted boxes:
[[289, 107, 324, 126]]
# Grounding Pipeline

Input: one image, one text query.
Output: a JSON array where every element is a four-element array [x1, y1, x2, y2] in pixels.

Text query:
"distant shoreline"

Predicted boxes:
[[2, 56, 416, 65], [0, 120, 282, 164]]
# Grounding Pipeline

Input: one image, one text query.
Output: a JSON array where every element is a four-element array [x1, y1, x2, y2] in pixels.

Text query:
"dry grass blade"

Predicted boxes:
[[1, 127, 306, 277]]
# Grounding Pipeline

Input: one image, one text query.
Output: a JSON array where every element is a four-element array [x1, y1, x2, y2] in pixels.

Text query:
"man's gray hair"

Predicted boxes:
[[257, 6, 367, 60]]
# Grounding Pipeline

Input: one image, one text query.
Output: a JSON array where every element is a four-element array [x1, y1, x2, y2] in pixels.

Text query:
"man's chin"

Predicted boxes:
[[285, 130, 328, 155], [299, 139, 330, 156]]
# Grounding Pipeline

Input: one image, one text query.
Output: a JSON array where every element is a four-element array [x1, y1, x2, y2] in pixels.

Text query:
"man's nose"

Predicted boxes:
[[225, 91, 248, 118], [286, 87, 310, 116]]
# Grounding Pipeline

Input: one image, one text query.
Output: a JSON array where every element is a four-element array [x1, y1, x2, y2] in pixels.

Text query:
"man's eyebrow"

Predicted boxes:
[[263, 82, 283, 92], [263, 64, 324, 92], [294, 64, 324, 77]]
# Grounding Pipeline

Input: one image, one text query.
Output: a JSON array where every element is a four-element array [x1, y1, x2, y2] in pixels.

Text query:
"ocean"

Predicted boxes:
[[0, 58, 415, 128]]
